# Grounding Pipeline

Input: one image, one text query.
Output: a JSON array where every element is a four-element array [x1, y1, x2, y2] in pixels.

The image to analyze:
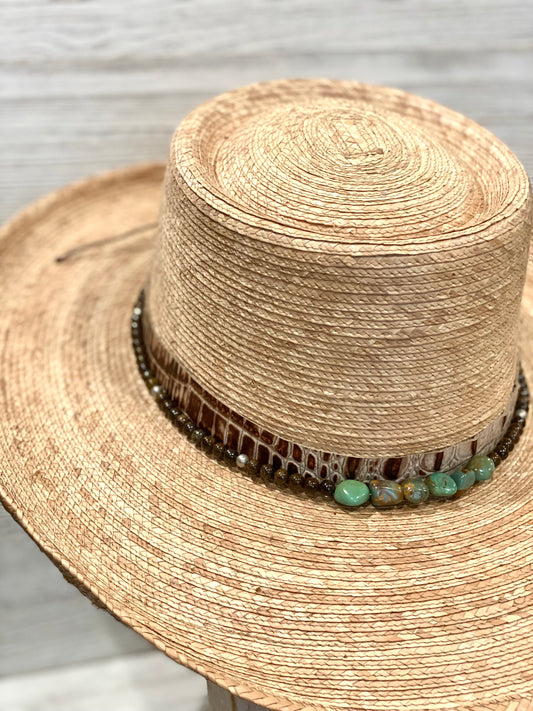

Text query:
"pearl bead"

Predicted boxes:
[[236, 453, 249, 469], [516, 408, 528, 421], [150, 384, 164, 396]]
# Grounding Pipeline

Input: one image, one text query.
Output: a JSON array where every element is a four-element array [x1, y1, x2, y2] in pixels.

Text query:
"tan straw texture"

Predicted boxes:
[[1, 80, 533, 711], [148, 79, 532, 457]]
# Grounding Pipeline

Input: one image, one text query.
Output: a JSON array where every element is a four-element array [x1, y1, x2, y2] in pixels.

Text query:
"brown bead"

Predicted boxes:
[[260, 464, 274, 482], [184, 421, 196, 438], [190, 428, 206, 447], [304, 476, 320, 491], [488, 451, 502, 467], [201, 434, 215, 454], [289, 473, 304, 489], [274, 468, 289, 486], [494, 442, 510, 460], [141, 368, 154, 382], [224, 448, 238, 466], [245, 458, 261, 477], [176, 413, 192, 432], [212, 442, 226, 461], [161, 399, 174, 418], [501, 437, 514, 452], [320, 480, 336, 496], [138, 361, 148, 375], [506, 425, 521, 441]]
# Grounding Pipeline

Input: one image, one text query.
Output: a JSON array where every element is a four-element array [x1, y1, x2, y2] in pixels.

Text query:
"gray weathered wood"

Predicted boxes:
[[0, 509, 151, 677], [1, 0, 532, 224], [207, 681, 271, 711], [0, 650, 208, 711]]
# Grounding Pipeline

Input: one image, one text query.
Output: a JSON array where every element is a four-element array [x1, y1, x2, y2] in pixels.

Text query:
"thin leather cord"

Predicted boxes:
[[55, 221, 158, 262]]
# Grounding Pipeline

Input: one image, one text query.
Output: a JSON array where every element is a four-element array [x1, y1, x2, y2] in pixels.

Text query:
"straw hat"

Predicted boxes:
[[1, 78, 533, 711]]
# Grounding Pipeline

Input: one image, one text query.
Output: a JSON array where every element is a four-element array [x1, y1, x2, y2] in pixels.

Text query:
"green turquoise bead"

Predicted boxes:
[[401, 478, 430, 505], [450, 468, 476, 492], [427, 472, 457, 498], [368, 479, 404, 507], [334, 480, 370, 507], [467, 455, 495, 482]]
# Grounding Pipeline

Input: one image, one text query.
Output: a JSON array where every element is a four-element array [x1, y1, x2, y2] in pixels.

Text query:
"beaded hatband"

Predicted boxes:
[[132, 290, 529, 508], [139, 297, 523, 482]]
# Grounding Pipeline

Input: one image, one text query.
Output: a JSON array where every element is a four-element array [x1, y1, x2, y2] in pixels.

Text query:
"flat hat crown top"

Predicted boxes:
[[147, 79, 532, 457]]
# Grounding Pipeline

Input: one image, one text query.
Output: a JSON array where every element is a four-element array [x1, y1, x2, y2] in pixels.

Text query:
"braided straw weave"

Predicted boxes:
[[0, 80, 533, 711], [148, 79, 531, 457]]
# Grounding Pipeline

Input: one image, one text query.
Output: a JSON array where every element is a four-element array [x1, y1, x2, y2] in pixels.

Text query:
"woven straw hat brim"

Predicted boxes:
[[2, 163, 533, 711]]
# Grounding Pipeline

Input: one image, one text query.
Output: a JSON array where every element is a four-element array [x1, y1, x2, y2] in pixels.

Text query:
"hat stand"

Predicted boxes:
[[206, 680, 270, 711]]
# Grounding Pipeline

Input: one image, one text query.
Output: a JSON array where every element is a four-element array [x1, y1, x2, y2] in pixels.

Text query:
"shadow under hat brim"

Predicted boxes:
[[1, 163, 533, 711]]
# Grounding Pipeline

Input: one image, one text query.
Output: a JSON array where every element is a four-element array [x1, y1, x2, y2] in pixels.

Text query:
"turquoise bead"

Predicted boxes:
[[368, 479, 404, 507], [450, 468, 476, 492], [467, 455, 495, 482], [334, 480, 370, 507], [402, 478, 430, 505], [427, 472, 457, 498]]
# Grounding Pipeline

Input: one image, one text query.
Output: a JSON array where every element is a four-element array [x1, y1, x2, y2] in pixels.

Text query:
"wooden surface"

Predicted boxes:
[[2, 0, 533, 225], [207, 681, 270, 711], [1, 0, 532, 708], [0, 651, 208, 711]]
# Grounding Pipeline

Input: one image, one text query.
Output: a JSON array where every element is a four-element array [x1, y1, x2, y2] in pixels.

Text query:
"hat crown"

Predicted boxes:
[[146, 79, 532, 457]]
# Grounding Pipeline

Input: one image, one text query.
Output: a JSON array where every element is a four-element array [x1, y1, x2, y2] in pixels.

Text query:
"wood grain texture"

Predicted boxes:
[[1, 0, 532, 223], [0, 508, 151, 677], [207, 681, 271, 711], [0, 650, 208, 711], [0, 0, 532, 698]]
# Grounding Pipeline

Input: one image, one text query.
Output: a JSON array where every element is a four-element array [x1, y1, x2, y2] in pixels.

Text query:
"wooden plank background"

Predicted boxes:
[[2, 0, 533, 225], [1, 0, 532, 708]]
